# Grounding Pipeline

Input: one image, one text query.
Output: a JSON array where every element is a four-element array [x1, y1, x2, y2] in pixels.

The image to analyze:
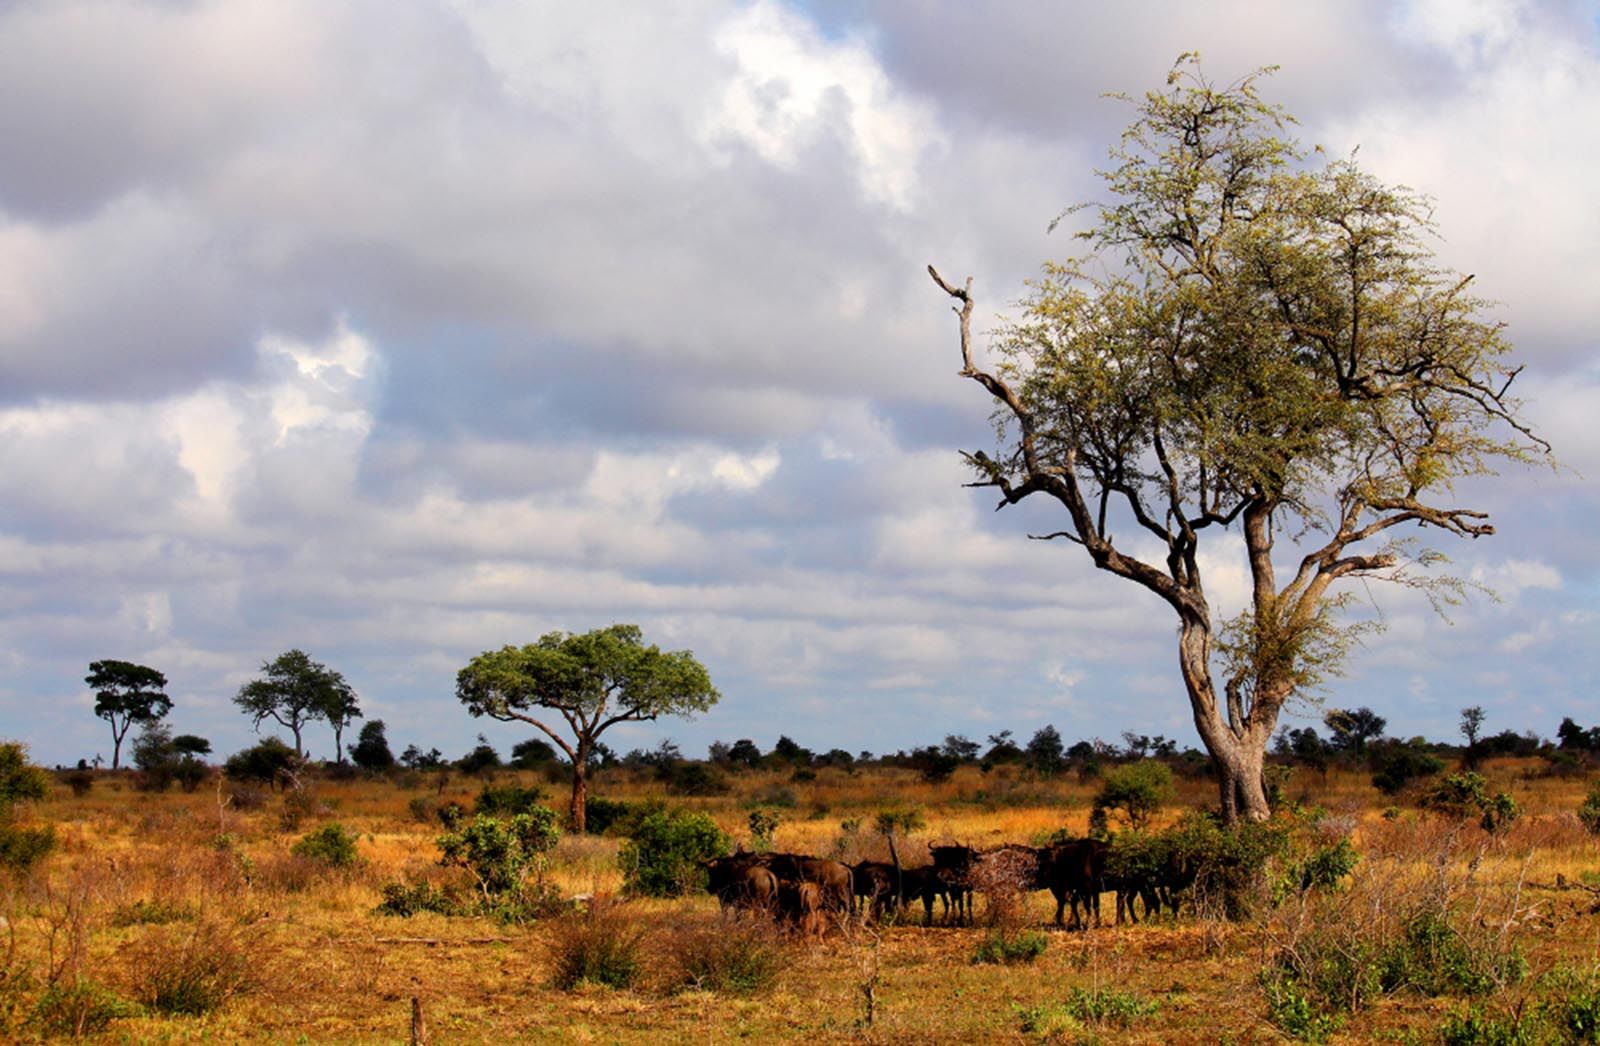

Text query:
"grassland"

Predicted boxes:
[[2, 758, 1598, 1043]]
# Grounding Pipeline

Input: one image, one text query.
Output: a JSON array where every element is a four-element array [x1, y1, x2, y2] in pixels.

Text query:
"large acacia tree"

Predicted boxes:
[[930, 58, 1547, 822], [234, 649, 360, 760], [456, 624, 719, 832], [86, 659, 170, 770]]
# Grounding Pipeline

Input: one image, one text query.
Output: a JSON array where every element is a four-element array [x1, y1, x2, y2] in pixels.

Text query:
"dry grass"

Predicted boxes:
[[0, 760, 1591, 1042]]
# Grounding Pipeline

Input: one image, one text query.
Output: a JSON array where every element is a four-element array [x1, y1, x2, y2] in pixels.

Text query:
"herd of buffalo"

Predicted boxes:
[[702, 837, 1193, 934]]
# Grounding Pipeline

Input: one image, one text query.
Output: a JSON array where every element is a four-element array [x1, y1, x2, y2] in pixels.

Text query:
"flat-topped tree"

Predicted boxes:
[[930, 57, 1548, 822], [456, 624, 719, 833], [86, 660, 171, 770]]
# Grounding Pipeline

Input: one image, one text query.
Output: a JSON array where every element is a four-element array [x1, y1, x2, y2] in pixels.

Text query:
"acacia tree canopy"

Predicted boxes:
[[86, 659, 171, 770], [930, 57, 1548, 822], [234, 649, 359, 760], [456, 623, 719, 833]]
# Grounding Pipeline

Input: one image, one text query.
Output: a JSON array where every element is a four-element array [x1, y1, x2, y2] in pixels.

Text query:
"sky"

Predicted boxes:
[[1, 0, 1596, 768]]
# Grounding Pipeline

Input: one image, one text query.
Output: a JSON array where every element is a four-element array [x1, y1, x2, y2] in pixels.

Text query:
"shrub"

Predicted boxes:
[[1092, 760, 1174, 830], [618, 808, 729, 898], [61, 770, 94, 797], [130, 921, 254, 1016], [0, 741, 54, 872], [374, 880, 461, 918], [109, 898, 195, 927], [408, 796, 437, 823], [662, 918, 785, 995], [1541, 967, 1600, 1043], [546, 900, 645, 990], [474, 783, 545, 817], [747, 808, 780, 852], [972, 929, 1048, 965], [291, 823, 361, 867], [223, 738, 299, 788], [1060, 986, 1161, 1028], [582, 797, 646, 836], [1260, 970, 1343, 1044], [1370, 739, 1444, 796], [1439, 1006, 1542, 1046], [438, 810, 560, 900], [30, 980, 136, 1037], [1422, 773, 1521, 833], [1579, 780, 1600, 835]]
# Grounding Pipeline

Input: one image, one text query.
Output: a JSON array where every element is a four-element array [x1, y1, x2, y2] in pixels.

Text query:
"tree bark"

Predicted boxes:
[[1176, 618, 1274, 822], [569, 760, 588, 834]]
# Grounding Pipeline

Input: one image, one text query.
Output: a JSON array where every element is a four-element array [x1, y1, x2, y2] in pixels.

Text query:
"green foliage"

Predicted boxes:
[[474, 783, 545, 817], [1371, 739, 1445, 796], [223, 737, 300, 787], [546, 901, 645, 991], [1281, 836, 1359, 897], [617, 808, 729, 898], [1092, 760, 1174, 830], [348, 719, 395, 771], [1578, 780, 1600, 835], [109, 898, 196, 927], [374, 880, 461, 918], [1541, 967, 1600, 1043], [291, 822, 361, 867], [86, 658, 171, 769], [437, 810, 560, 899], [30, 980, 137, 1037], [1059, 986, 1161, 1027], [234, 649, 359, 759], [582, 796, 648, 836], [1260, 970, 1344, 1043], [1439, 1006, 1542, 1046], [972, 929, 1049, 965], [1378, 911, 1526, 998], [1422, 772, 1520, 832], [0, 740, 55, 873], [747, 808, 780, 852]]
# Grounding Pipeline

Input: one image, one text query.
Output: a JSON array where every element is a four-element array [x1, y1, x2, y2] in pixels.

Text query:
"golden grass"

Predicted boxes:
[[0, 759, 1593, 1042]]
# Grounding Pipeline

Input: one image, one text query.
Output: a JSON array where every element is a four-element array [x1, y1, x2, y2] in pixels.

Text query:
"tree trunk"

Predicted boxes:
[[570, 761, 588, 834], [110, 722, 125, 770], [333, 723, 345, 765], [1176, 618, 1274, 823], [291, 722, 305, 759]]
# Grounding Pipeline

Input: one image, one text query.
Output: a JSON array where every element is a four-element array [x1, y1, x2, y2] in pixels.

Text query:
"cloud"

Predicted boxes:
[[0, 0, 1595, 766]]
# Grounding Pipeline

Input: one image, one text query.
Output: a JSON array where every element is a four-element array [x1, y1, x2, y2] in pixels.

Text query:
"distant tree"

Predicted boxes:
[[456, 624, 719, 833], [770, 735, 812, 766], [456, 735, 502, 776], [1556, 717, 1600, 753], [1324, 707, 1387, 756], [1274, 726, 1330, 774], [942, 734, 981, 762], [984, 730, 1024, 764], [818, 748, 856, 769], [909, 745, 960, 783], [1093, 760, 1175, 831], [725, 738, 762, 768], [85, 660, 171, 770], [171, 735, 212, 758], [234, 650, 358, 759], [223, 737, 300, 789], [348, 720, 396, 771], [400, 744, 445, 770], [1459, 706, 1486, 768], [1024, 725, 1065, 776], [510, 737, 557, 769], [131, 721, 178, 792]]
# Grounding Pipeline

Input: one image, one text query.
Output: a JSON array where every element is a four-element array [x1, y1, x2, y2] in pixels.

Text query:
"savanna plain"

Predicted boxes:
[[4, 757, 1600, 1044]]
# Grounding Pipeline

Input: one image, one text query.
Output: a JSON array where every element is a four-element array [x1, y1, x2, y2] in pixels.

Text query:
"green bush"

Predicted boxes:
[[1370, 739, 1444, 796], [374, 880, 460, 918], [1060, 986, 1160, 1027], [618, 808, 729, 898], [1260, 970, 1344, 1044], [1578, 780, 1600, 835], [1439, 1006, 1542, 1046], [474, 783, 545, 817], [223, 738, 299, 787], [972, 929, 1049, 965], [0, 741, 54, 872], [582, 796, 648, 836], [131, 922, 254, 1016], [1092, 760, 1174, 830], [1378, 911, 1526, 998], [1422, 773, 1520, 833], [30, 980, 137, 1037], [291, 823, 361, 867], [438, 810, 560, 899]]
